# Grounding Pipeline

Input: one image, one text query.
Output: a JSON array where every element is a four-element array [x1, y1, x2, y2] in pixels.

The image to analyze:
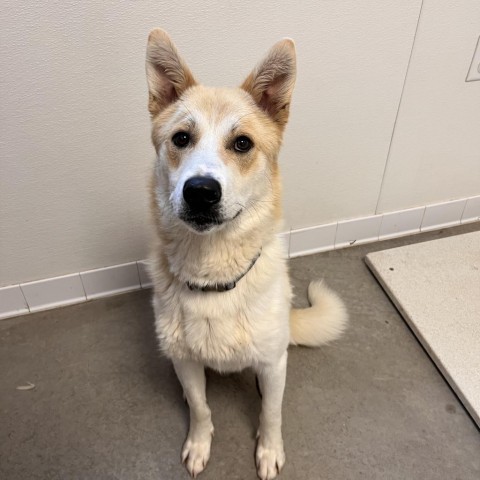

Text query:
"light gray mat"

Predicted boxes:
[[366, 231, 480, 427]]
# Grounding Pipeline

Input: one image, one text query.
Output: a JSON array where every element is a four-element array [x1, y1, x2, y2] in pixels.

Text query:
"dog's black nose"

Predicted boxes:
[[183, 176, 222, 210]]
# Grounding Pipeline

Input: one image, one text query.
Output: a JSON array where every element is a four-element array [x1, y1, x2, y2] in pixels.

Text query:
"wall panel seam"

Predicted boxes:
[[374, 0, 425, 215]]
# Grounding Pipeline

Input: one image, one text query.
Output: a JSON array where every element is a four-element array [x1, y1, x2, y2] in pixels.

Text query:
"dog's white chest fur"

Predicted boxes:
[[181, 298, 254, 369], [153, 239, 292, 372]]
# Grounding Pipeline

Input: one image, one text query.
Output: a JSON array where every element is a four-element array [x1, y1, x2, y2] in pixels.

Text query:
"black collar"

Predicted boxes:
[[186, 249, 261, 293]]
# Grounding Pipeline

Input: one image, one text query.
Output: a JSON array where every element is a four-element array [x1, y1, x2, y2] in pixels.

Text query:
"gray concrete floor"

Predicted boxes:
[[1, 224, 480, 480]]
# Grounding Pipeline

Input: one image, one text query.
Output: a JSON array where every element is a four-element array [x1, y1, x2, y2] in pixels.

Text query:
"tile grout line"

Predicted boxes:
[[332, 221, 340, 250], [18, 284, 31, 313], [459, 198, 468, 222], [287, 227, 292, 258], [78, 271, 88, 300], [419, 205, 427, 230], [135, 261, 143, 289]]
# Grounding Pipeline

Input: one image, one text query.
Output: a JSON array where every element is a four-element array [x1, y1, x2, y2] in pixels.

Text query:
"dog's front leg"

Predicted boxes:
[[255, 350, 287, 480], [172, 358, 214, 478]]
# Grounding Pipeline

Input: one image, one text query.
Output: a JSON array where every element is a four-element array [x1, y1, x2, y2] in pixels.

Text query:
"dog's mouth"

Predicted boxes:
[[181, 209, 242, 233], [183, 214, 223, 232]]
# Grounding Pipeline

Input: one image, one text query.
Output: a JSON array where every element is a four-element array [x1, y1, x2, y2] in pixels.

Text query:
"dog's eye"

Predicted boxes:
[[234, 136, 253, 153], [172, 131, 190, 148]]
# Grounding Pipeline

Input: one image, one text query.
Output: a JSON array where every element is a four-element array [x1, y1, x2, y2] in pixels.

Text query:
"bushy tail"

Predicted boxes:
[[290, 281, 348, 347]]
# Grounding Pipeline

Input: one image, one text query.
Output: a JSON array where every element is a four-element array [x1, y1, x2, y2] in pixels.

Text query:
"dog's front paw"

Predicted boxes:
[[182, 425, 214, 478], [256, 438, 285, 480]]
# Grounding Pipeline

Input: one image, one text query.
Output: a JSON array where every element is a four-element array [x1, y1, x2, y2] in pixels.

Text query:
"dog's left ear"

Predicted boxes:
[[241, 39, 296, 128]]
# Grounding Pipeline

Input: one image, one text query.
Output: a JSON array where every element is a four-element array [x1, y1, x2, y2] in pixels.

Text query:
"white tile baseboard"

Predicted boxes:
[[420, 199, 467, 232], [80, 262, 140, 300], [289, 223, 337, 258], [379, 206, 425, 241], [20, 273, 86, 313], [1, 195, 479, 319], [137, 260, 153, 289], [0, 285, 29, 319], [335, 215, 383, 249], [461, 195, 480, 224]]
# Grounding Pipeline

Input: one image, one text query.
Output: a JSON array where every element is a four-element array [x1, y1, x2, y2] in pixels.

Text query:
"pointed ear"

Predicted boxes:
[[241, 39, 296, 128], [146, 29, 197, 117]]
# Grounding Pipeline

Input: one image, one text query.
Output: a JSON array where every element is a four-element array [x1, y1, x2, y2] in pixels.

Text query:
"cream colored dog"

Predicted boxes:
[[145, 29, 347, 479]]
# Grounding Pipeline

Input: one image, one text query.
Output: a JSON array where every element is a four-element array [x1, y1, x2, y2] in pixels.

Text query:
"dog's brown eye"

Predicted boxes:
[[172, 131, 190, 148], [234, 136, 253, 153]]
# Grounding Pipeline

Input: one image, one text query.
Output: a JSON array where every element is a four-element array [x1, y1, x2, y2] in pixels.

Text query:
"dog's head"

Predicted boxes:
[[146, 29, 296, 234]]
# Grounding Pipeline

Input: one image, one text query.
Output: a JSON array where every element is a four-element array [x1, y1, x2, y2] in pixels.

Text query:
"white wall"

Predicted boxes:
[[377, 0, 480, 212], [1, 0, 478, 287]]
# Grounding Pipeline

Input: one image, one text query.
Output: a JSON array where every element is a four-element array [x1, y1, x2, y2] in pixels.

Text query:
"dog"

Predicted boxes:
[[145, 29, 348, 480]]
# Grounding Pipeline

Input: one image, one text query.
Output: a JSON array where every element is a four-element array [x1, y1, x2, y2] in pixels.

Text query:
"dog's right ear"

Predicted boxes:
[[146, 29, 197, 117]]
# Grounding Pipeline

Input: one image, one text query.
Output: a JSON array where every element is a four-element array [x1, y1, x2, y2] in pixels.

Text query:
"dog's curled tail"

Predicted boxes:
[[289, 281, 348, 347]]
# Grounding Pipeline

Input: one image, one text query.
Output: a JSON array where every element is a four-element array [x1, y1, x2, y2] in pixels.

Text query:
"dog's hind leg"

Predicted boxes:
[[173, 358, 214, 478], [254, 351, 287, 480]]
